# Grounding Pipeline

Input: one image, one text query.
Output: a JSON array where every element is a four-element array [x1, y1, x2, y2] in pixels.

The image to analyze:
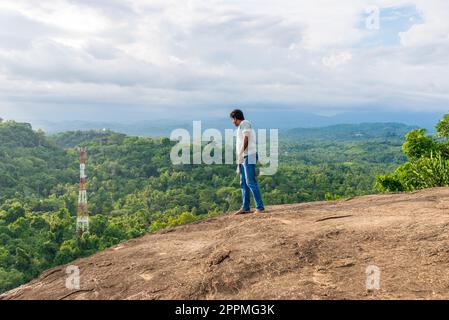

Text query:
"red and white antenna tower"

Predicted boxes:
[[77, 147, 89, 235]]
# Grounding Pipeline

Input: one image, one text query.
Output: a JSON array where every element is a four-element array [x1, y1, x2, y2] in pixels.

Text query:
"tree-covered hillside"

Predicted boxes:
[[0, 121, 76, 203]]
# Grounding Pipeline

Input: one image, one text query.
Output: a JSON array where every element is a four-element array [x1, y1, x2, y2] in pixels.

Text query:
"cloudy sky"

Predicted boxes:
[[0, 0, 448, 122]]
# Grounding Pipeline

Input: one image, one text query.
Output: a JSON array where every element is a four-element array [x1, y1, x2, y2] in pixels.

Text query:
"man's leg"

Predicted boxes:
[[235, 163, 251, 214], [243, 157, 265, 211]]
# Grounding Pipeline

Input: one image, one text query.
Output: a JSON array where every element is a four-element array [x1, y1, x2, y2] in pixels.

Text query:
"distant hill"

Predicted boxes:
[[3, 187, 449, 300], [285, 123, 419, 141], [33, 119, 189, 137], [49, 130, 127, 148], [28, 110, 442, 136]]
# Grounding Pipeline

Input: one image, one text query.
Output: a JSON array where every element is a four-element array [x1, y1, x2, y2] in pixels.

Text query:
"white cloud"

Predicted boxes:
[[322, 52, 353, 68], [0, 0, 448, 122], [399, 0, 449, 47]]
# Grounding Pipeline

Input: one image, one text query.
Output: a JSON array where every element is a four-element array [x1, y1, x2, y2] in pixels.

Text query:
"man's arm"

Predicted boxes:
[[238, 135, 249, 164]]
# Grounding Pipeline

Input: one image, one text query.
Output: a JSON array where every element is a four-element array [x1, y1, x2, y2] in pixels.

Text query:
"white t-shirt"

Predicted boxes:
[[236, 120, 256, 157]]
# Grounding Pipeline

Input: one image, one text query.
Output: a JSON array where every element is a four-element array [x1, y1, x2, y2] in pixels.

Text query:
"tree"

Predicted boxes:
[[55, 240, 80, 265], [14, 247, 33, 273], [0, 268, 24, 293], [377, 114, 449, 192], [375, 174, 404, 192], [0, 246, 10, 266], [436, 114, 449, 139], [402, 129, 437, 160], [1, 202, 26, 224]]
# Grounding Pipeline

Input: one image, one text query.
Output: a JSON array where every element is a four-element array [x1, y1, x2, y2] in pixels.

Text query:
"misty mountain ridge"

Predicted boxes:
[[25, 110, 442, 136]]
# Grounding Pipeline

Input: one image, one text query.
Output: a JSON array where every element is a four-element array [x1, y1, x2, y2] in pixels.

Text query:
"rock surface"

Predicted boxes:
[[3, 187, 449, 300]]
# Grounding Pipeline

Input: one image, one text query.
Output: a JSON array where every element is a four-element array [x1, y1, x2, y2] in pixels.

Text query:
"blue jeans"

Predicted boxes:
[[240, 154, 265, 211]]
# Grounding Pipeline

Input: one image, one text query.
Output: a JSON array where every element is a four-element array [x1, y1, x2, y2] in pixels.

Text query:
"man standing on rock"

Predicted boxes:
[[230, 109, 265, 215]]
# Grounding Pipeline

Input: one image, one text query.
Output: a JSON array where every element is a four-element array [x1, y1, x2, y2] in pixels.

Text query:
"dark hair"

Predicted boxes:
[[230, 109, 245, 121]]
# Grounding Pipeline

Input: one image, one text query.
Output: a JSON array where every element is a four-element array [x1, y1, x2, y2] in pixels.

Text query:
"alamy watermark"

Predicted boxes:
[[65, 265, 80, 290], [365, 265, 381, 291], [365, 6, 380, 30], [170, 121, 279, 175]]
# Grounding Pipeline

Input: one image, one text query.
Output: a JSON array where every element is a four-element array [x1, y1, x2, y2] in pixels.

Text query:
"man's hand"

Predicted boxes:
[[238, 152, 244, 164]]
